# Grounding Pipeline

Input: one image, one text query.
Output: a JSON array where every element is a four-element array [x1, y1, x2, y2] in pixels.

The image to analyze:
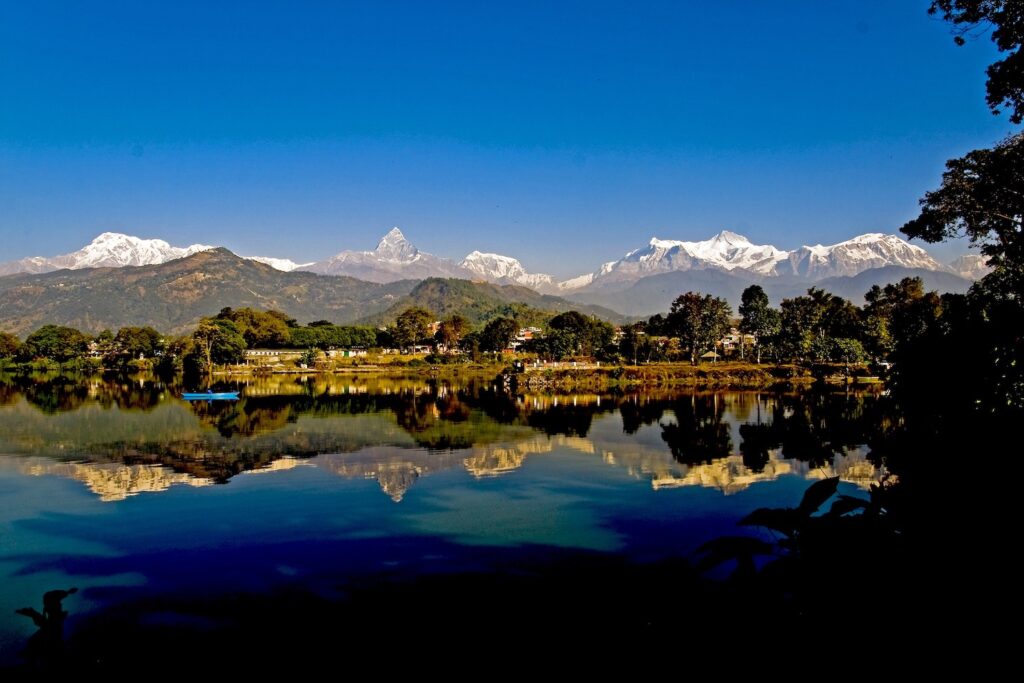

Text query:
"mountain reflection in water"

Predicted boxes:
[[0, 374, 889, 502]]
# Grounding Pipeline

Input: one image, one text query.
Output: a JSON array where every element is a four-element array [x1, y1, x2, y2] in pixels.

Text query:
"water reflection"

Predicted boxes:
[[0, 374, 890, 502]]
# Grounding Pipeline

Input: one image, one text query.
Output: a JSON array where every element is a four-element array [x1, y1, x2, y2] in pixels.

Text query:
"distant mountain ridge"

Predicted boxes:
[[2, 226, 977, 288], [0, 249, 624, 336], [362, 277, 626, 327], [568, 265, 973, 316], [0, 249, 415, 335], [303, 227, 476, 282], [0, 232, 311, 276], [0, 227, 987, 321]]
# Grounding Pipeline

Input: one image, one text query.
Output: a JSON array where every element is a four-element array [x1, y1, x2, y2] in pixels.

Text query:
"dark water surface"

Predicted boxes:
[[0, 374, 889, 662]]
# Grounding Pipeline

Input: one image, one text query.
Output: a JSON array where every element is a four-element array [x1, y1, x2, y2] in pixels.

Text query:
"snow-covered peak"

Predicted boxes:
[[947, 254, 991, 280], [785, 233, 941, 279], [304, 228, 472, 282], [374, 226, 419, 261], [0, 232, 314, 276], [557, 229, 948, 291], [460, 250, 557, 291], [63, 232, 214, 269], [245, 256, 314, 272]]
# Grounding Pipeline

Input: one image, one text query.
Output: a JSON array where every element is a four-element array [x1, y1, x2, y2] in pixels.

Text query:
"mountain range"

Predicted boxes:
[[0, 232, 311, 277], [2, 226, 986, 285], [0, 227, 987, 327], [0, 249, 618, 335]]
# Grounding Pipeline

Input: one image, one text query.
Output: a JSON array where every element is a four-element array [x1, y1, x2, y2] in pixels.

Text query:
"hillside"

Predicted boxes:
[[361, 278, 628, 326], [567, 266, 973, 315], [0, 249, 416, 335]]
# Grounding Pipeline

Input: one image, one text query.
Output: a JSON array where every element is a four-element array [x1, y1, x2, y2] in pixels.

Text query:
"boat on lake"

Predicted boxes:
[[182, 392, 240, 401]]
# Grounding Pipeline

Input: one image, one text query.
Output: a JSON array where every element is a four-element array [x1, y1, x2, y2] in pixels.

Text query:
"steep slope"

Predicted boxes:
[[560, 231, 789, 290], [780, 233, 941, 279], [0, 249, 415, 335], [803, 266, 972, 304], [567, 269, 754, 317], [0, 232, 214, 276], [305, 227, 475, 282], [568, 266, 972, 315], [947, 254, 991, 280], [561, 231, 945, 293], [460, 251, 558, 292], [362, 278, 627, 326], [0, 232, 308, 275]]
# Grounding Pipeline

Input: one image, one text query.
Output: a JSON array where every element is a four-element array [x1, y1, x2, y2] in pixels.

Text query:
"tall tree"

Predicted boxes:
[[438, 314, 470, 351], [21, 325, 89, 363], [0, 331, 21, 360], [738, 285, 781, 363], [480, 317, 517, 353], [667, 292, 732, 364], [190, 319, 245, 371], [929, 0, 1024, 123], [216, 307, 291, 348], [393, 307, 434, 350], [113, 326, 163, 361], [897, 3, 1024, 412]]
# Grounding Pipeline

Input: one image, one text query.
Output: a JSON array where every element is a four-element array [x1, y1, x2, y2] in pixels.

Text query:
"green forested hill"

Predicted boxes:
[[0, 252, 626, 337], [0, 249, 416, 335], [361, 278, 628, 325]]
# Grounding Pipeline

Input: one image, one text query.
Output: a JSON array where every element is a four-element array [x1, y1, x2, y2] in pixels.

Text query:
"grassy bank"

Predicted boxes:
[[210, 358, 820, 389], [514, 361, 815, 390]]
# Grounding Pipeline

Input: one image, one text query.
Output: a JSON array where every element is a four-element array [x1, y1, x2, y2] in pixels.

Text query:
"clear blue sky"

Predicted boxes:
[[0, 1, 1017, 276]]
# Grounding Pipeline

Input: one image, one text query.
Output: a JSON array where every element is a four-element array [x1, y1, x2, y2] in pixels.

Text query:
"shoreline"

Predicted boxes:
[[208, 361, 879, 390]]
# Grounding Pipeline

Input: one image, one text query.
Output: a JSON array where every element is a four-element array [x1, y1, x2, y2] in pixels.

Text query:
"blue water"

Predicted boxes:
[[0, 377, 883, 661]]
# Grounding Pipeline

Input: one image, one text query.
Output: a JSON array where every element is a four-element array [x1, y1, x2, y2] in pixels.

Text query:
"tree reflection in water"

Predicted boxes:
[[0, 374, 892, 498]]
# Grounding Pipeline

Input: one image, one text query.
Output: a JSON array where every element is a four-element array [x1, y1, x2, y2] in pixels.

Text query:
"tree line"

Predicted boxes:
[[0, 274, 973, 374]]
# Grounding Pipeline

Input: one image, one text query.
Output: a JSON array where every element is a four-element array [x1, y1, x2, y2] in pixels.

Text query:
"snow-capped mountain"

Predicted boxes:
[[460, 251, 558, 291], [571, 231, 788, 289], [781, 233, 941, 280], [947, 254, 991, 280], [304, 227, 475, 282], [1, 227, 959, 300], [0, 232, 214, 276], [559, 231, 944, 291], [245, 256, 312, 272], [0, 232, 309, 276]]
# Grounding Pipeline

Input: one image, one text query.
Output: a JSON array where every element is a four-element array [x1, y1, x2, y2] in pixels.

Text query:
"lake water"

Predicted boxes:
[[0, 374, 888, 663]]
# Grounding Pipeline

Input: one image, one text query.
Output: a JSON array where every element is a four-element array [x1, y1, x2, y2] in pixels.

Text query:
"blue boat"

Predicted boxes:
[[182, 392, 240, 401]]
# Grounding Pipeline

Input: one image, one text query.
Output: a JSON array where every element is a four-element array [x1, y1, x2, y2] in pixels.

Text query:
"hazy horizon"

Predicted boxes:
[[2, 1, 1017, 276]]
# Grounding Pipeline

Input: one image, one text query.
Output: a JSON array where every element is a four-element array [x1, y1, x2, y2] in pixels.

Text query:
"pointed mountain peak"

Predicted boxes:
[[379, 226, 407, 243], [373, 227, 418, 261], [711, 230, 750, 244]]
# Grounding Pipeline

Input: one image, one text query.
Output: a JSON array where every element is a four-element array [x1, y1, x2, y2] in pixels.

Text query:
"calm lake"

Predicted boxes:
[[0, 374, 888, 663]]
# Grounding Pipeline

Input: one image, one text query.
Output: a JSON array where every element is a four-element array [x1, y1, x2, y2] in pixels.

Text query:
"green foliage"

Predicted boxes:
[[0, 248, 415, 336], [830, 338, 867, 366], [0, 331, 21, 359], [366, 277, 624, 328], [288, 324, 378, 350], [536, 311, 615, 360], [479, 317, 517, 353], [21, 325, 89, 363], [617, 322, 660, 365], [667, 292, 732, 364], [113, 326, 163, 361], [215, 307, 291, 348], [187, 319, 246, 371], [437, 314, 470, 350], [778, 288, 861, 361], [903, 134, 1024, 279], [393, 306, 435, 349], [298, 348, 319, 367], [929, 1, 1024, 123], [738, 285, 781, 363]]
